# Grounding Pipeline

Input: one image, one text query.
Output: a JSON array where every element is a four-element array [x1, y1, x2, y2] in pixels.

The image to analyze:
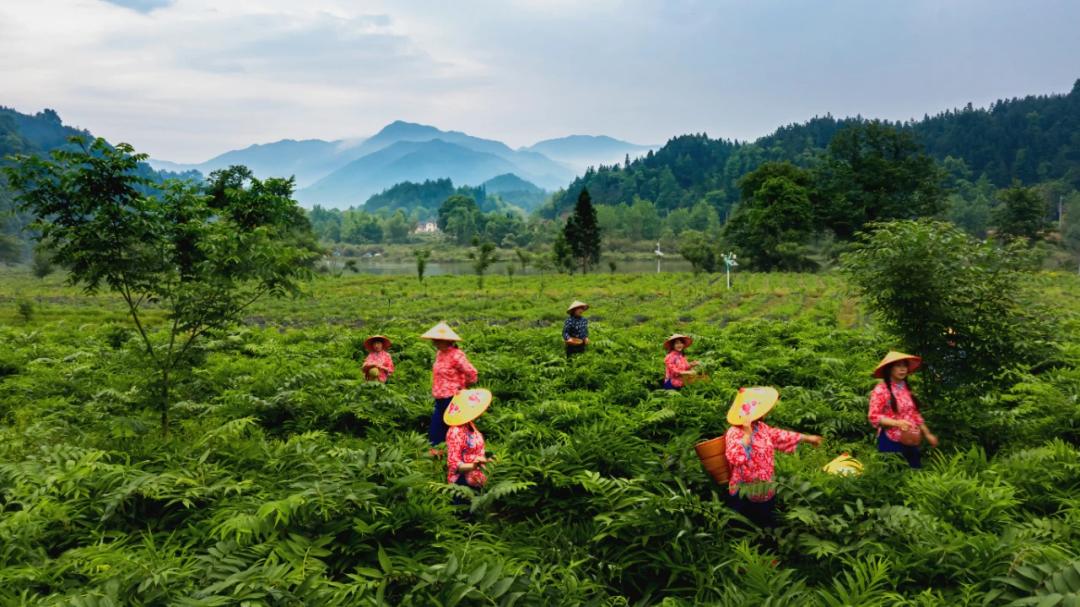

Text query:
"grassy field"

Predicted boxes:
[[2, 267, 1080, 605]]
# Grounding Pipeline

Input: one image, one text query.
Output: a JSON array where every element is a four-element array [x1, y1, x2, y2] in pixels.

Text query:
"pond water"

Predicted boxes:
[[343, 258, 695, 276]]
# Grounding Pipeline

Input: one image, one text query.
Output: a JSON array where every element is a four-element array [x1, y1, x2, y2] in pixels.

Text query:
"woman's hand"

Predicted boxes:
[[887, 419, 914, 431], [689, 361, 700, 367], [802, 434, 823, 447], [474, 455, 488, 465], [584, 338, 589, 345], [922, 427, 939, 447]]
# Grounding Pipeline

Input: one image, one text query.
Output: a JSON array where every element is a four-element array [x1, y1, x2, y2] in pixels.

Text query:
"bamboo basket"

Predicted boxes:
[[694, 436, 730, 484], [684, 372, 710, 385]]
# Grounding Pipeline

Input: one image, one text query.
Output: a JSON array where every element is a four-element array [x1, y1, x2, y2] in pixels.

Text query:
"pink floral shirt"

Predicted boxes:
[[363, 351, 393, 382], [446, 422, 486, 487], [431, 346, 478, 398], [665, 351, 691, 387], [724, 422, 802, 502], [868, 380, 924, 442]]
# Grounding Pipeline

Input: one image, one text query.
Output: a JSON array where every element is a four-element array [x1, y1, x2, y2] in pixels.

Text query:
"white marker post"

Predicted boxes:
[[723, 253, 737, 290], [655, 241, 664, 274]]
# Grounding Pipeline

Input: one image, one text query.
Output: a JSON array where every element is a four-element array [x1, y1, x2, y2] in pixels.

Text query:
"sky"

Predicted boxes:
[[2, 0, 1079, 163]]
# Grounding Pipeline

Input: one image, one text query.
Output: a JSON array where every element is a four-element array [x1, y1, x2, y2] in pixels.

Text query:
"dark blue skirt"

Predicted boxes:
[[877, 430, 921, 469]]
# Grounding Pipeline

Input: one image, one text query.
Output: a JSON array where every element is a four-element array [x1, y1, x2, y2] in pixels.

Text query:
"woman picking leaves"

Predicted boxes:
[[724, 387, 821, 528], [362, 335, 394, 383], [663, 334, 699, 390], [563, 301, 589, 357], [445, 388, 495, 506], [868, 351, 939, 468], [420, 321, 478, 454]]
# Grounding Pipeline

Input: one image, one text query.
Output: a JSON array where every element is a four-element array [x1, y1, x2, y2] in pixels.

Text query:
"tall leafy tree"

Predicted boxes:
[[722, 163, 817, 271], [842, 220, 1053, 406], [413, 248, 432, 283], [2, 137, 317, 436], [992, 180, 1055, 244], [563, 187, 602, 274], [813, 121, 947, 239], [467, 236, 497, 289]]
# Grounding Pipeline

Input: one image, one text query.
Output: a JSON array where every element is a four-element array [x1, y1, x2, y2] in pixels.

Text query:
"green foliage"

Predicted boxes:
[[1, 267, 1080, 603], [2, 137, 318, 435], [467, 237, 498, 289], [30, 248, 54, 280], [724, 167, 817, 271], [563, 187, 602, 274], [551, 232, 574, 275], [15, 298, 33, 323], [841, 220, 1055, 414], [993, 180, 1057, 244], [413, 248, 432, 283], [816, 120, 948, 240]]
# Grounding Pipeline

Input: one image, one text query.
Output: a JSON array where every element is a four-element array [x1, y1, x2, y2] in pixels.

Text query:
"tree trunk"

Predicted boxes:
[[161, 370, 169, 437], [582, 259, 587, 275]]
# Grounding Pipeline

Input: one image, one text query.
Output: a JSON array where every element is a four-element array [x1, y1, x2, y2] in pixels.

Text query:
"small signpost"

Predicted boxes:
[[655, 242, 664, 274], [723, 252, 737, 290]]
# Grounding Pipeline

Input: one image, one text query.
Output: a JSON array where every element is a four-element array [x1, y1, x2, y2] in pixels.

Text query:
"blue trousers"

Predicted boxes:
[[429, 397, 453, 446], [878, 431, 921, 468], [663, 378, 681, 391], [729, 493, 777, 529]]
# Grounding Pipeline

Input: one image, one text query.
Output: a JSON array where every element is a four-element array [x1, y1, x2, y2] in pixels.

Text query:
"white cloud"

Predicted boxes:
[[1, 0, 1078, 163]]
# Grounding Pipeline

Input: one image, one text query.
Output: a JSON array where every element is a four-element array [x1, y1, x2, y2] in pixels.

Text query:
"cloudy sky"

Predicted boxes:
[[2, 0, 1078, 163]]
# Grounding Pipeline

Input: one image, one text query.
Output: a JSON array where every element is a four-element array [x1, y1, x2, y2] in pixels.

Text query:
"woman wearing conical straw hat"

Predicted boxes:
[[444, 388, 495, 506], [420, 321, 478, 454], [663, 334, 699, 391], [868, 351, 939, 469], [724, 387, 821, 529], [361, 335, 394, 383], [563, 301, 589, 358]]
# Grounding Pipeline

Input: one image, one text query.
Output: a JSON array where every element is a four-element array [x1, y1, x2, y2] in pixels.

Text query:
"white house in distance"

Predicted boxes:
[[413, 221, 439, 234]]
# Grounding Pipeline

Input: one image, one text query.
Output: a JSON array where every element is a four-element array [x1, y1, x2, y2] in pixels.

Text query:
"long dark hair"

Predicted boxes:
[[882, 362, 923, 414]]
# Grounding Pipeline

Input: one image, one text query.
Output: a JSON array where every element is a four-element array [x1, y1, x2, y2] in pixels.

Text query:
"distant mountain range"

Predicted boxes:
[[148, 121, 655, 209], [523, 135, 657, 172]]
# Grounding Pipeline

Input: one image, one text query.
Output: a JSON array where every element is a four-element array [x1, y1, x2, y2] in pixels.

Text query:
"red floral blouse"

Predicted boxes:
[[363, 351, 393, 382], [446, 422, 486, 487], [724, 422, 802, 502], [868, 380, 925, 443], [665, 351, 691, 387], [431, 346, 478, 398]]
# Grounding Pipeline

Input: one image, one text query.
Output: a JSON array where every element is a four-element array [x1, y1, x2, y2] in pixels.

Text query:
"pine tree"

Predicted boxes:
[[563, 187, 602, 274]]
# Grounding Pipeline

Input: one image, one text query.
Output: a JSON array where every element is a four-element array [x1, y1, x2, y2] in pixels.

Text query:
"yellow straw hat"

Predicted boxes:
[[566, 300, 589, 314], [663, 334, 693, 351], [726, 387, 780, 426], [444, 389, 492, 426], [363, 335, 391, 352], [872, 351, 922, 379], [419, 321, 462, 342], [823, 453, 863, 476]]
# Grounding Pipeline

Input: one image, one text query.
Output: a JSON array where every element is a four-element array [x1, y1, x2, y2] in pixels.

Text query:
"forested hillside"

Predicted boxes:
[[543, 80, 1080, 219]]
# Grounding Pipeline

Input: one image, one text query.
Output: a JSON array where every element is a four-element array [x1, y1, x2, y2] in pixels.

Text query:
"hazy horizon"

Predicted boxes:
[[2, 0, 1078, 164]]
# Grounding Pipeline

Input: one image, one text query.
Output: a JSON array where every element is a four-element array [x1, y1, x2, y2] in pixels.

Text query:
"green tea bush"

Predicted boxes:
[[1, 269, 1079, 605]]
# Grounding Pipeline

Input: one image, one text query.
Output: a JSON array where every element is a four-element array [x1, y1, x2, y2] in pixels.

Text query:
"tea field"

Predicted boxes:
[[2, 268, 1080, 606]]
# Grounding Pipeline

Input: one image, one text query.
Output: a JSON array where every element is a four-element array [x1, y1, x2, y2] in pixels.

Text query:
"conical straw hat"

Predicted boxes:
[[872, 351, 922, 379], [444, 389, 492, 426], [363, 335, 391, 351], [823, 453, 863, 476], [566, 300, 589, 314], [663, 334, 693, 351], [726, 387, 780, 426], [419, 321, 462, 341]]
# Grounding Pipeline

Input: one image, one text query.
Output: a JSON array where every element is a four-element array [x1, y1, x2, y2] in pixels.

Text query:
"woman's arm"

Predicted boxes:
[[920, 425, 939, 447]]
